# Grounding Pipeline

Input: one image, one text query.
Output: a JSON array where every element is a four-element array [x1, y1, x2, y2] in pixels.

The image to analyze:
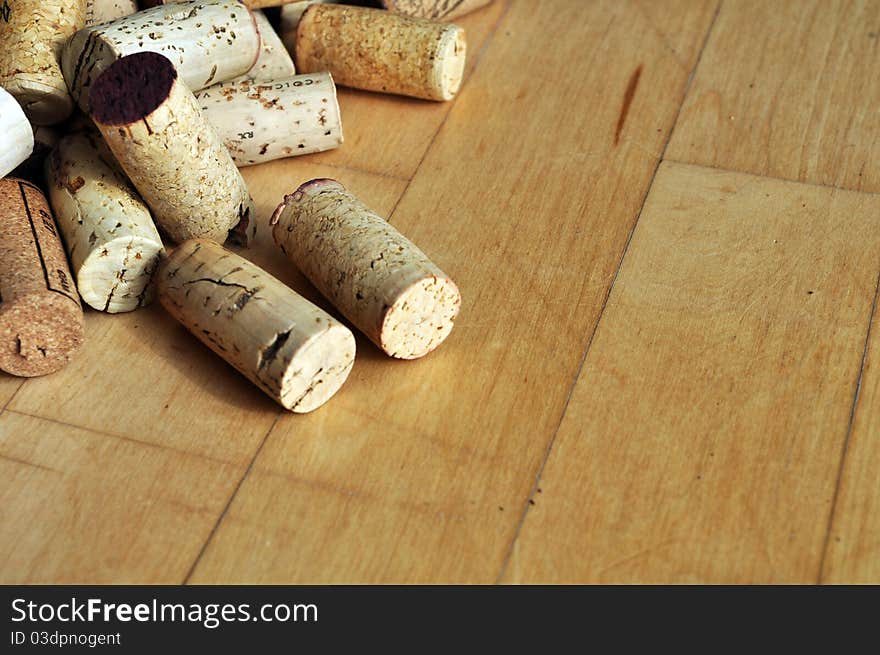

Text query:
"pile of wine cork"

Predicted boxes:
[[0, 0, 476, 410]]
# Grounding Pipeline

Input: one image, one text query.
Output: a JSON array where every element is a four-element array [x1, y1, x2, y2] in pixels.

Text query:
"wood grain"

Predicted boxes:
[[667, 0, 880, 193], [0, 412, 240, 583], [504, 162, 880, 583], [822, 290, 880, 583], [304, 0, 507, 179], [187, 0, 718, 583]]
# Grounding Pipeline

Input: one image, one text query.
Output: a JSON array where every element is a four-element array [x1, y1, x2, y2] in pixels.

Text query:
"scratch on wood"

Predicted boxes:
[[615, 65, 643, 145]]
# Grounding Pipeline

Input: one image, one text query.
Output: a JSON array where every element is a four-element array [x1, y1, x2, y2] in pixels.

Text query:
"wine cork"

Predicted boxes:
[[234, 10, 296, 82], [0, 0, 87, 125], [381, 0, 493, 21], [194, 73, 342, 167], [9, 126, 59, 186], [89, 51, 256, 246], [45, 131, 166, 313], [0, 87, 34, 179], [295, 4, 466, 101], [62, 0, 262, 113], [133, 4, 292, 80], [271, 179, 461, 359], [158, 239, 357, 412], [0, 179, 85, 377], [85, 0, 138, 26], [279, 1, 333, 55]]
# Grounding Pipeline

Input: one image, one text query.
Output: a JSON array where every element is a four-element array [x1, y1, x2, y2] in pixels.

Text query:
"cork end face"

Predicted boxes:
[[0, 296, 85, 377], [280, 323, 356, 413], [79, 236, 166, 313], [90, 52, 178, 126], [271, 178, 344, 228], [380, 275, 461, 359], [435, 26, 467, 101], [293, 178, 345, 199]]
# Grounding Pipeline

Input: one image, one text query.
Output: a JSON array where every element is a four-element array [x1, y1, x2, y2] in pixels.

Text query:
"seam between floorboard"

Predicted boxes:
[[387, 0, 513, 222], [0, 381, 25, 415], [816, 269, 880, 583], [662, 157, 880, 197], [493, 0, 724, 584], [182, 412, 282, 584], [4, 408, 235, 468]]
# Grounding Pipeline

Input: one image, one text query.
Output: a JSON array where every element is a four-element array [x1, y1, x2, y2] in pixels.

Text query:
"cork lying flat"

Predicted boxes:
[[46, 131, 166, 313], [84, 0, 137, 27], [295, 4, 467, 101], [194, 72, 343, 167], [271, 179, 461, 360], [62, 0, 261, 113], [0, 0, 86, 125], [158, 239, 356, 413], [233, 10, 297, 82], [0, 179, 85, 377], [90, 51, 255, 246]]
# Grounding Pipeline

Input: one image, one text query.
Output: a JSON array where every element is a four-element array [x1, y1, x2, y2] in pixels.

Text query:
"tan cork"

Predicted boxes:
[[45, 131, 166, 313], [89, 52, 256, 246], [0, 87, 34, 179], [62, 0, 262, 114], [295, 4, 467, 101], [0, 0, 87, 125], [194, 72, 342, 167], [158, 239, 356, 412], [271, 179, 461, 359], [0, 179, 85, 377], [382, 0, 493, 21], [85, 0, 138, 27]]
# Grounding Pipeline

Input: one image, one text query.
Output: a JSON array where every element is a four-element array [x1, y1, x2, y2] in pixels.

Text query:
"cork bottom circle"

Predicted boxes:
[[78, 236, 165, 313], [0, 295, 84, 377], [435, 27, 467, 101], [380, 275, 461, 359], [281, 324, 356, 413]]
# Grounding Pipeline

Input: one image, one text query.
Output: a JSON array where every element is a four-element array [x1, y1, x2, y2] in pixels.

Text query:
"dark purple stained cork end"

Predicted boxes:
[[90, 51, 178, 126]]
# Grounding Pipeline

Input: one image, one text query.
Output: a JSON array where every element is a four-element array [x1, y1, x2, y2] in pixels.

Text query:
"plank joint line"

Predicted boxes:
[[182, 412, 282, 584], [817, 268, 880, 583], [494, 0, 724, 583], [387, 0, 512, 222]]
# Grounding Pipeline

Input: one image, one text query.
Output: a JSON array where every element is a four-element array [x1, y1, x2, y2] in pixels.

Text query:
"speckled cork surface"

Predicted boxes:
[[0, 179, 85, 377], [271, 179, 461, 359], [295, 4, 467, 101], [90, 51, 256, 246], [0, 0, 87, 125], [158, 239, 356, 412]]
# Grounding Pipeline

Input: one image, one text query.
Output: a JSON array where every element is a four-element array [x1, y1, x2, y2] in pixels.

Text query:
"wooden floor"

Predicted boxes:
[[2, 0, 879, 584]]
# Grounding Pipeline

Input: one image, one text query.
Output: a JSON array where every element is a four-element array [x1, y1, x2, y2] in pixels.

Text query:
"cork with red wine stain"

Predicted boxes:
[[89, 51, 256, 246], [271, 179, 461, 359], [62, 0, 261, 114], [0, 179, 85, 377]]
